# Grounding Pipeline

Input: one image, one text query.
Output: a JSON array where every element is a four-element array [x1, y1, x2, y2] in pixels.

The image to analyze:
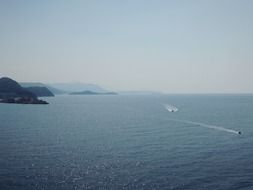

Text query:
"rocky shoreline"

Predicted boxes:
[[0, 97, 48, 104]]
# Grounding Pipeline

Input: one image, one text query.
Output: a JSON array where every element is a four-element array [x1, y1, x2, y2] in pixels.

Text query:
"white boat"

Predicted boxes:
[[165, 104, 178, 112]]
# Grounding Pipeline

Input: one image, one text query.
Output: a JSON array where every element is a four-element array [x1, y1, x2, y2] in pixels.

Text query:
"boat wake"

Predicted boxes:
[[169, 118, 241, 135]]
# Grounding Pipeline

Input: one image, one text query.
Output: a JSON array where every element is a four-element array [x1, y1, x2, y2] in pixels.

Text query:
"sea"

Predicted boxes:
[[0, 94, 253, 190]]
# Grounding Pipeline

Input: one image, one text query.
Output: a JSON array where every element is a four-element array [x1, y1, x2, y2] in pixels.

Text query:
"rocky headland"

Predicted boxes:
[[0, 77, 49, 104]]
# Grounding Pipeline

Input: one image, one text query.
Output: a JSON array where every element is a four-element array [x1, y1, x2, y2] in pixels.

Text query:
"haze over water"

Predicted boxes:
[[1, 95, 253, 189]]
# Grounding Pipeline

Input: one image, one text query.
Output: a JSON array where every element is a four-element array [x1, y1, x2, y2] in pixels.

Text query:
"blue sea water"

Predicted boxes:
[[0, 95, 253, 190]]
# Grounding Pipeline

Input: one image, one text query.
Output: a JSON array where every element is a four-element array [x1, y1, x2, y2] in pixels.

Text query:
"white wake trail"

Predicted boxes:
[[163, 104, 241, 134], [168, 118, 240, 135]]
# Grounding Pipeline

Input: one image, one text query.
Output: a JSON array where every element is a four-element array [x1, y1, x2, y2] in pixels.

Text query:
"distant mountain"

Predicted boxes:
[[19, 82, 45, 87], [46, 86, 66, 95], [0, 77, 48, 104], [49, 82, 108, 93], [20, 82, 66, 95], [70, 90, 117, 95], [25, 87, 54, 97], [20, 82, 110, 94]]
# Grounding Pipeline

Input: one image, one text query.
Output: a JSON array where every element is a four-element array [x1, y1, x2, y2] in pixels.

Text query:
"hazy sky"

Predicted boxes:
[[1, 0, 253, 93]]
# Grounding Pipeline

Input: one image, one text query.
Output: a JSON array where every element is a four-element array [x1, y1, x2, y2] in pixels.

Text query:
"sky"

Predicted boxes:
[[0, 0, 253, 93]]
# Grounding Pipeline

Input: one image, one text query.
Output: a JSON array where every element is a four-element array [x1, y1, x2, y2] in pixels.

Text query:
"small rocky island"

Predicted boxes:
[[70, 90, 117, 95], [0, 77, 49, 104]]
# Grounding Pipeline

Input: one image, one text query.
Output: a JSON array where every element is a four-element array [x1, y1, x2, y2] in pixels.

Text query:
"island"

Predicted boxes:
[[70, 90, 117, 95], [25, 86, 54, 97], [0, 77, 49, 104]]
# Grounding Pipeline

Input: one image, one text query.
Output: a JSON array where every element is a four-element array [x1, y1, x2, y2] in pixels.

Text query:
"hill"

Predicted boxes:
[[25, 87, 54, 97], [0, 77, 48, 104]]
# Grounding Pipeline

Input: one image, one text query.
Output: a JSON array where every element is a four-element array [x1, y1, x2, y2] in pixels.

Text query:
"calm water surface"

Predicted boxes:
[[0, 95, 253, 190]]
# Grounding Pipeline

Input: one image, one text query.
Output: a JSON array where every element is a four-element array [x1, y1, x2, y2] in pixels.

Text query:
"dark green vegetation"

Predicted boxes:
[[0, 77, 48, 104], [70, 90, 117, 95]]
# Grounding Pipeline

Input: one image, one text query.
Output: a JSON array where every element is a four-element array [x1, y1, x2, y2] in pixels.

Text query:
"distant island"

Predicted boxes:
[[48, 82, 108, 93], [0, 77, 49, 104], [70, 90, 117, 95], [20, 82, 118, 95]]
